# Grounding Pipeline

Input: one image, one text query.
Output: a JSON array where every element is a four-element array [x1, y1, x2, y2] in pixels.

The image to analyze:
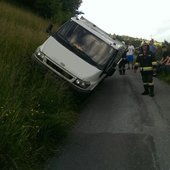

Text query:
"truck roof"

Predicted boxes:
[[71, 17, 125, 50]]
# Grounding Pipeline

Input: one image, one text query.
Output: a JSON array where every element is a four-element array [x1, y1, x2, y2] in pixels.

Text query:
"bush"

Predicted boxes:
[[3, 0, 82, 23]]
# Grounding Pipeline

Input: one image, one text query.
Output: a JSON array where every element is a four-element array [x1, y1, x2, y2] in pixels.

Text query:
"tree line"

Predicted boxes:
[[3, 0, 82, 24]]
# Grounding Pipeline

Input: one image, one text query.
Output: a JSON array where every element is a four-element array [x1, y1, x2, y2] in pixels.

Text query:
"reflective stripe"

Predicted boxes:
[[144, 83, 154, 85], [152, 61, 157, 65], [148, 82, 154, 86], [140, 67, 152, 71], [135, 62, 140, 66]]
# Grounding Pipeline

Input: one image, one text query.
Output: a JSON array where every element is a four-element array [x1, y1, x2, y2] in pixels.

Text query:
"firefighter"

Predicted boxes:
[[134, 41, 157, 97]]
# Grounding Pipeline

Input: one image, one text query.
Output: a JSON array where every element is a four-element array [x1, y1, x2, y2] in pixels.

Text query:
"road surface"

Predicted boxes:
[[47, 69, 170, 170]]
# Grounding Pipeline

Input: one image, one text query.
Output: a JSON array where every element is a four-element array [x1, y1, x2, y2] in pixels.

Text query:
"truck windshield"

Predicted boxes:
[[53, 20, 117, 70]]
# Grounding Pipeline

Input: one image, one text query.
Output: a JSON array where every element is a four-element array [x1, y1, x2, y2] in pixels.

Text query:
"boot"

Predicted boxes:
[[123, 69, 125, 75], [119, 70, 122, 75], [149, 86, 154, 97], [141, 85, 149, 95]]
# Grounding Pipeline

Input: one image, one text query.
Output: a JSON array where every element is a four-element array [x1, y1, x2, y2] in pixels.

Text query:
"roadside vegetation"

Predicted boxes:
[[161, 76, 170, 84], [0, 1, 80, 169], [157, 73, 170, 85], [3, 0, 82, 24]]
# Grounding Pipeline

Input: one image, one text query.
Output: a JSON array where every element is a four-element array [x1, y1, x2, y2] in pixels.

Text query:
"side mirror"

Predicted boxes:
[[46, 23, 53, 34], [106, 67, 116, 76]]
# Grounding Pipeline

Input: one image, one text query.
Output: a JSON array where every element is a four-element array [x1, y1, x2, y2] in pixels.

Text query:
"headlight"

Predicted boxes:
[[35, 49, 46, 61], [37, 52, 41, 57], [74, 79, 90, 89]]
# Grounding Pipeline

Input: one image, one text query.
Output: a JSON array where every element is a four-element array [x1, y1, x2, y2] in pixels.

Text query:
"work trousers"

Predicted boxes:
[[141, 71, 153, 86], [119, 60, 127, 75]]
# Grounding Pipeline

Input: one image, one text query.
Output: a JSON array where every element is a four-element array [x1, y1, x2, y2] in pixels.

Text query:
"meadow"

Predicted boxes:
[[0, 1, 79, 169]]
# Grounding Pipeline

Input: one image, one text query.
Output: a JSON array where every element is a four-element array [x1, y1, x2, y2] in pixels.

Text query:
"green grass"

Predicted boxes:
[[165, 75, 170, 84], [0, 1, 79, 169], [157, 74, 170, 84]]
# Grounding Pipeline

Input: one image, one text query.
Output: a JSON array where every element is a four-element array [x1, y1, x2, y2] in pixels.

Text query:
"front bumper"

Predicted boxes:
[[31, 53, 92, 93]]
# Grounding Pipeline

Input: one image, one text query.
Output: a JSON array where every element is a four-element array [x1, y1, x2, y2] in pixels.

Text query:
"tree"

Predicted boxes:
[[4, 0, 82, 23]]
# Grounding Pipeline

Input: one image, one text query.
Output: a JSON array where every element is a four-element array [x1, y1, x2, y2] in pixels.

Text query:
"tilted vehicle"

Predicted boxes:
[[32, 16, 126, 92]]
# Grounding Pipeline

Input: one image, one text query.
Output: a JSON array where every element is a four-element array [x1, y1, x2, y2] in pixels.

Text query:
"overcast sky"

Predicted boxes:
[[79, 0, 170, 42]]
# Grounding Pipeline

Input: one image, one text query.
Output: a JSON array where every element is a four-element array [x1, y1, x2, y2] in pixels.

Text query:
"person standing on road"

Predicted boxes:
[[149, 39, 157, 56], [126, 41, 135, 69], [149, 39, 157, 76], [134, 41, 157, 97]]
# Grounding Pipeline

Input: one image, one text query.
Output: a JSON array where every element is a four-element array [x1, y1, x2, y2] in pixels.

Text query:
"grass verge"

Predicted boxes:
[[157, 74, 170, 85], [0, 1, 80, 169]]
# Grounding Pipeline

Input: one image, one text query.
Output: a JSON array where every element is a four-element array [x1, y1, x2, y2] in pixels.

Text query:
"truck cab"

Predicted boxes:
[[32, 17, 126, 92]]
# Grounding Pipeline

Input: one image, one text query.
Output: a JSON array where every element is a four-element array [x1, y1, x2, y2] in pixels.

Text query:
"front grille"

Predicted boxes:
[[46, 59, 73, 80]]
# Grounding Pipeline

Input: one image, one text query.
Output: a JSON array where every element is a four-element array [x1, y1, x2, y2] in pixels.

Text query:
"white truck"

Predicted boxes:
[[32, 17, 126, 92]]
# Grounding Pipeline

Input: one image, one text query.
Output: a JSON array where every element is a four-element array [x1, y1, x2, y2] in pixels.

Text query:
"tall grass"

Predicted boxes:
[[0, 1, 79, 169]]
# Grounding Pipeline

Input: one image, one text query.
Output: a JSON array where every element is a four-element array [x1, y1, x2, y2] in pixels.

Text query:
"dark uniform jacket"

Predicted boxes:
[[135, 50, 157, 71]]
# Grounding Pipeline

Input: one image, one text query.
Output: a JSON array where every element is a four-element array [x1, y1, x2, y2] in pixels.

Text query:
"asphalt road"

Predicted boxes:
[[47, 69, 170, 170]]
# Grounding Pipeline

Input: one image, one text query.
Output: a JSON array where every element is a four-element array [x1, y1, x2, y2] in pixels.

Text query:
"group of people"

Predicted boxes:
[[118, 39, 170, 97], [159, 45, 170, 74]]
